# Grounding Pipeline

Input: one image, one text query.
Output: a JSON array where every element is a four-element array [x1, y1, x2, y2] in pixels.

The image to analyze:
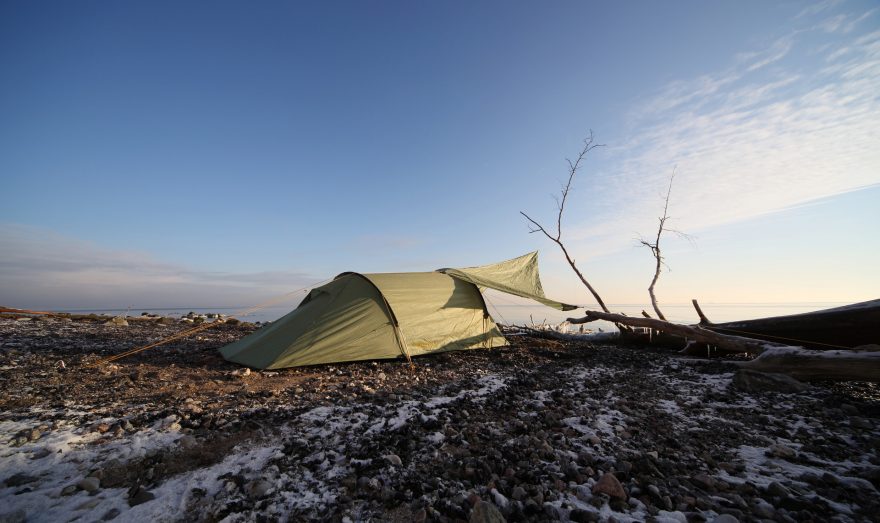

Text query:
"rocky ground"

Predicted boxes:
[[0, 315, 878, 523]]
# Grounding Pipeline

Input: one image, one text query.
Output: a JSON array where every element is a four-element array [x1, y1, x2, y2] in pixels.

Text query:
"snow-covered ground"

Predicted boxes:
[[1, 318, 878, 522]]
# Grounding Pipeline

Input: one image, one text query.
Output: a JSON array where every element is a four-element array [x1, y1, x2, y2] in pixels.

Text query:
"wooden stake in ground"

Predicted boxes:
[[521, 132, 611, 313]]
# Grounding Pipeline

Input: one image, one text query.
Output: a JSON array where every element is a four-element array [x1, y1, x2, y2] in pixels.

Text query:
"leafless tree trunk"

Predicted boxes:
[[638, 170, 684, 321], [521, 132, 611, 313]]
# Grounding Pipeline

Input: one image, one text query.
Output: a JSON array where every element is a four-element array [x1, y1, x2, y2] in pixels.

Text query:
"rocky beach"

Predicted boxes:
[[1, 315, 878, 522]]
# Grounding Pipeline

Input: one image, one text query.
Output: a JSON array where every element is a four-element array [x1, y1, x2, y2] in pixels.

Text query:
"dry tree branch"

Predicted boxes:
[[637, 168, 692, 320], [520, 131, 610, 313]]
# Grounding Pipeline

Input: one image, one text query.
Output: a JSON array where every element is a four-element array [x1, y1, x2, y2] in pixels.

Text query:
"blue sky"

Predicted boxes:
[[1, 0, 878, 318]]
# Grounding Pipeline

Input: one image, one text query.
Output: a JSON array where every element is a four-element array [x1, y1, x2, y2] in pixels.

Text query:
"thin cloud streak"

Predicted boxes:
[[564, 5, 880, 263]]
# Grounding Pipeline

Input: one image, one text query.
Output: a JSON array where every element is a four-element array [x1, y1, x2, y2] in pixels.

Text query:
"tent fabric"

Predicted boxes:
[[438, 251, 578, 311], [220, 271, 506, 369], [220, 251, 570, 369], [220, 273, 404, 369], [362, 272, 506, 357]]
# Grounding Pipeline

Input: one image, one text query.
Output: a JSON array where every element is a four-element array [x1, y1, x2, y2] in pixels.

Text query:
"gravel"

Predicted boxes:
[[0, 315, 878, 522]]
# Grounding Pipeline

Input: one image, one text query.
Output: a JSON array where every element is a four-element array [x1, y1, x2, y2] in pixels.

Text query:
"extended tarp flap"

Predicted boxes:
[[437, 251, 578, 311]]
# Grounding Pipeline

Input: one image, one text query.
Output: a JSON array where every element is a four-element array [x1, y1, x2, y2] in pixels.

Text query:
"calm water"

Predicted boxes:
[[55, 301, 854, 332], [53, 306, 291, 324]]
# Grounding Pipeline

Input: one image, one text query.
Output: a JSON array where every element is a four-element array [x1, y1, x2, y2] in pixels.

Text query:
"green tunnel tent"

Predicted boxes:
[[219, 251, 577, 369]]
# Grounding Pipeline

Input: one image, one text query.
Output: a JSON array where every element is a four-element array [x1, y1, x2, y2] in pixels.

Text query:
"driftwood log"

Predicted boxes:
[[567, 310, 773, 354], [738, 346, 880, 382], [567, 309, 880, 382]]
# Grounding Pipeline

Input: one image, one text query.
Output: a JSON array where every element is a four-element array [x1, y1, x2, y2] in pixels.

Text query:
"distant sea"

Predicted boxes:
[[52, 306, 292, 324], [53, 302, 856, 333]]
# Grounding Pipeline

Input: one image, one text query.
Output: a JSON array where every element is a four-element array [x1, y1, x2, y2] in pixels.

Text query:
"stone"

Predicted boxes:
[[104, 316, 128, 326], [76, 499, 101, 510], [751, 499, 775, 518], [570, 508, 598, 522], [731, 370, 807, 393], [77, 476, 100, 492], [821, 472, 839, 485], [840, 403, 859, 415], [3, 473, 38, 488], [692, 473, 715, 490], [851, 417, 874, 430], [383, 454, 403, 467], [129, 486, 156, 506], [178, 435, 198, 449], [359, 476, 380, 491], [591, 472, 627, 499], [469, 500, 505, 523], [101, 508, 121, 520], [768, 444, 796, 459], [766, 481, 791, 498], [511, 486, 527, 500], [712, 515, 739, 523], [246, 479, 272, 499], [61, 485, 78, 496], [655, 511, 686, 523]]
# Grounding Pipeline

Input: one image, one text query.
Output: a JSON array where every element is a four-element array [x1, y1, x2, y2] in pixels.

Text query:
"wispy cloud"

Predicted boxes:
[[565, 4, 880, 263], [743, 36, 794, 71], [0, 224, 318, 309], [796, 0, 844, 19]]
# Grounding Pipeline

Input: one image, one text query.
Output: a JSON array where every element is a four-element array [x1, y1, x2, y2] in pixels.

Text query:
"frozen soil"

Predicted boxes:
[[1, 316, 878, 522]]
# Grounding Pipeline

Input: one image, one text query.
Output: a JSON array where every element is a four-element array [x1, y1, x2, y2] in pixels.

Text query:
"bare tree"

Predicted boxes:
[[637, 169, 690, 320], [521, 132, 877, 383], [520, 131, 611, 313]]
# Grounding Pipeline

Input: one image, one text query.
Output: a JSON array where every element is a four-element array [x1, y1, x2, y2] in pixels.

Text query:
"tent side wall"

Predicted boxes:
[[219, 275, 403, 369], [364, 272, 507, 356]]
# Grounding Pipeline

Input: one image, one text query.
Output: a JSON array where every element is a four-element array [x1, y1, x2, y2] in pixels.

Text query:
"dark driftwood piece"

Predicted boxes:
[[703, 299, 880, 350], [691, 299, 711, 324], [738, 347, 880, 382]]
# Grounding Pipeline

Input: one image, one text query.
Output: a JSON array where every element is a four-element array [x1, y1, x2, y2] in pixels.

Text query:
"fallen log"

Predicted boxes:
[[737, 346, 880, 382], [567, 310, 773, 354], [568, 310, 880, 382]]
